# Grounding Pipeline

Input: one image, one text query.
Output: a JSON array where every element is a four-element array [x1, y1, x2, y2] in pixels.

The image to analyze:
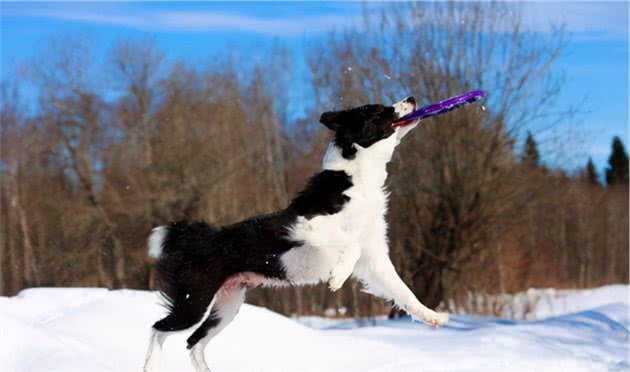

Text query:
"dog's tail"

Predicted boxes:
[[148, 226, 168, 260], [148, 221, 218, 260], [148, 221, 221, 313]]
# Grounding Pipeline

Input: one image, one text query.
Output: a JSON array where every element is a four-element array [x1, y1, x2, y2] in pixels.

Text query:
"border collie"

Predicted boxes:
[[144, 97, 449, 372]]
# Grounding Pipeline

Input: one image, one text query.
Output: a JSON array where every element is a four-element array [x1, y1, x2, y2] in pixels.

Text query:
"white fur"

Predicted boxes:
[[143, 329, 166, 372], [281, 98, 448, 326], [148, 226, 167, 259]]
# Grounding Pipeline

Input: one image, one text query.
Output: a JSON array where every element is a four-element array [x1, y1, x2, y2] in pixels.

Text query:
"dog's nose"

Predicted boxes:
[[405, 96, 416, 105]]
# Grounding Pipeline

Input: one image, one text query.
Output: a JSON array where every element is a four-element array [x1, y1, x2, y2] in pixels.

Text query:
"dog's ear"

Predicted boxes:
[[319, 111, 343, 131]]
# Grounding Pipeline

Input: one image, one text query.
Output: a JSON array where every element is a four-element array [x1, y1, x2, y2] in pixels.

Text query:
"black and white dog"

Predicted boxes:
[[144, 97, 449, 372]]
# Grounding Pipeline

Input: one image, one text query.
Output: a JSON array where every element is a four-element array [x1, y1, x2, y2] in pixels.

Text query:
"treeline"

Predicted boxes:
[[1, 3, 628, 317]]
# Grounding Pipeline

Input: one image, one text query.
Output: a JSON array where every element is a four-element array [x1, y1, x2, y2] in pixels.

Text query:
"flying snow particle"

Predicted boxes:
[[384, 74, 391, 80]]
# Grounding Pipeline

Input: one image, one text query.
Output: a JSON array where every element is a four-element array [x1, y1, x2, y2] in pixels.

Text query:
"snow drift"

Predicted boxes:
[[451, 284, 630, 320], [1, 285, 628, 371]]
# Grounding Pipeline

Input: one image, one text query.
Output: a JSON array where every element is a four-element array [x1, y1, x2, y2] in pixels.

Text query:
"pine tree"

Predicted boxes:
[[584, 157, 600, 186], [605, 136, 629, 186], [521, 131, 540, 167]]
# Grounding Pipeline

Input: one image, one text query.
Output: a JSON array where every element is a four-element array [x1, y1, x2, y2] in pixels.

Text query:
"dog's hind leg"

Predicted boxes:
[[187, 287, 246, 372], [144, 292, 217, 372], [153, 292, 217, 332], [143, 328, 167, 372]]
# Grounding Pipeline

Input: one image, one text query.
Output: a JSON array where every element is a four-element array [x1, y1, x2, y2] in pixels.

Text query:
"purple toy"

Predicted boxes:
[[393, 90, 487, 127]]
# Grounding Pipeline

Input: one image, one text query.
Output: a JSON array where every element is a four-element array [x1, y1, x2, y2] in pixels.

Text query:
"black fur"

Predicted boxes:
[[320, 104, 398, 159], [153, 221, 221, 332], [151, 169, 354, 342], [288, 170, 352, 219]]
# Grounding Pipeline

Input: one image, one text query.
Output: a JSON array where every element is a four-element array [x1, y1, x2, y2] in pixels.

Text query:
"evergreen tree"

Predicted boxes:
[[605, 136, 629, 186], [521, 131, 540, 167], [584, 157, 600, 186]]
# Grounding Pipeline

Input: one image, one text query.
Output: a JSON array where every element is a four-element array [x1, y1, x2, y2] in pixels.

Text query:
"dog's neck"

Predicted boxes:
[[322, 134, 398, 190]]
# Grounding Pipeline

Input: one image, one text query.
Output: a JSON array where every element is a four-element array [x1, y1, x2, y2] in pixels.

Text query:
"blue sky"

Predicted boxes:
[[1, 2, 628, 174]]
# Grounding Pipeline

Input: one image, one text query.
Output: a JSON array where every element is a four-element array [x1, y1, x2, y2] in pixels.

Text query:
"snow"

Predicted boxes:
[[1, 286, 628, 372], [453, 284, 630, 321]]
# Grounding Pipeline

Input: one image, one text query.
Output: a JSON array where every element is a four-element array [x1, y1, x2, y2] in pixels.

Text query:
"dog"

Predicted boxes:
[[143, 96, 449, 372]]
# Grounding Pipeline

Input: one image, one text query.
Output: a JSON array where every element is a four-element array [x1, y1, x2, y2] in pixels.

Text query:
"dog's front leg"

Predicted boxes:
[[354, 246, 448, 326], [328, 244, 361, 292]]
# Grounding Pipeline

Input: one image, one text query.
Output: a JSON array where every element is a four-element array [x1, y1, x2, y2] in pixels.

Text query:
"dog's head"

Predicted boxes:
[[320, 97, 417, 159]]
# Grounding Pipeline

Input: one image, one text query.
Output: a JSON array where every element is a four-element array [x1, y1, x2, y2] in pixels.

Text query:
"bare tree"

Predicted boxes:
[[308, 2, 568, 310], [110, 40, 164, 221], [1, 83, 38, 288], [29, 39, 128, 287], [1, 20, 625, 319]]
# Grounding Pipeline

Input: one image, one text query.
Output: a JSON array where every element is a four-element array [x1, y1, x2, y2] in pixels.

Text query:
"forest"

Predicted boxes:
[[1, 3, 628, 317]]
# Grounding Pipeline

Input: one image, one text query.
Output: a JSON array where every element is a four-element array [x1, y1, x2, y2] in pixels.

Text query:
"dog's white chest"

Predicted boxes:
[[280, 185, 388, 285], [279, 138, 394, 285]]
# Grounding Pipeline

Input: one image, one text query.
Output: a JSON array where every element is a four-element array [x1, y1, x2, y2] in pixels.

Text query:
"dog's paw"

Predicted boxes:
[[328, 266, 352, 292], [328, 269, 351, 291], [411, 309, 449, 327], [427, 312, 449, 327], [328, 276, 344, 292]]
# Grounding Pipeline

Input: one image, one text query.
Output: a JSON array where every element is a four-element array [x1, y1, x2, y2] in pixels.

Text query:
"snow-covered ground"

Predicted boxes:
[[1, 285, 628, 372], [450, 284, 630, 320]]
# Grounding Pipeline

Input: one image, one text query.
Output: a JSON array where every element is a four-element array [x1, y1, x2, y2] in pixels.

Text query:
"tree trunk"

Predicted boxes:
[[294, 286, 304, 316], [7, 212, 23, 294], [9, 167, 38, 286], [96, 244, 113, 288], [351, 281, 361, 318], [61, 134, 127, 288]]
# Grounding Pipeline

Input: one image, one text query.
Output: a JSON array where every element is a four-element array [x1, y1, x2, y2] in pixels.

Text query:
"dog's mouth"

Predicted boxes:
[[392, 96, 417, 127]]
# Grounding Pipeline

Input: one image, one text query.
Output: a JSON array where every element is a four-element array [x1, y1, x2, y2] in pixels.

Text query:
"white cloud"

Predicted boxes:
[[152, 11, 362, 35], [3, 6, 362, 37], [3, 2, 627, 41], [18, 9, 146, 28]]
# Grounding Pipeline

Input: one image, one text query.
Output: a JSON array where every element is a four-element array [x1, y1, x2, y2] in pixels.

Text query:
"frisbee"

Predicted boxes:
[[392, 90, 487, 127]]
